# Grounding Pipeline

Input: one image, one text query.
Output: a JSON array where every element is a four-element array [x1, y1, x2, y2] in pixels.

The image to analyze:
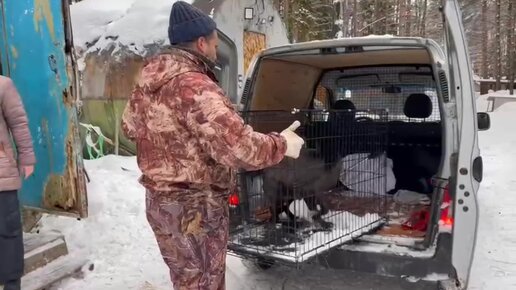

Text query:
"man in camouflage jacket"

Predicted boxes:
[[121, 2, 304, 289]]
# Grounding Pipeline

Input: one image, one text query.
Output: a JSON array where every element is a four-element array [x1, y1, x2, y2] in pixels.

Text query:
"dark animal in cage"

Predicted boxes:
[[304, 107, 386, 168], [231, 110, 390, 264], [262, 148, 343, 231]]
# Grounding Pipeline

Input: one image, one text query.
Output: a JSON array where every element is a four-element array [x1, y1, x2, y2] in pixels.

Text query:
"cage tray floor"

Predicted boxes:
[[376, 199, 430, 238], [322, 190, 430, 238], [229, 210, 384, 263]]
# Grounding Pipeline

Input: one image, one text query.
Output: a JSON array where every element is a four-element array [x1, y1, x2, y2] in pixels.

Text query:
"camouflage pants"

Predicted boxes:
[[146, 190, 229, 290]]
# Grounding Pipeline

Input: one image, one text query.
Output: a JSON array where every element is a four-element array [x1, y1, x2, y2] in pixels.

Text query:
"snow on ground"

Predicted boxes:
[[38, 92, 516, 289], [476, 89, 515, 112], [39, 155, 174, 290], [469, 94, 516, 290]]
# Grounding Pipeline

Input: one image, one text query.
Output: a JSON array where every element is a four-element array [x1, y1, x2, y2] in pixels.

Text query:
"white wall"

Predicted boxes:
[[211, 0, 289, 96]]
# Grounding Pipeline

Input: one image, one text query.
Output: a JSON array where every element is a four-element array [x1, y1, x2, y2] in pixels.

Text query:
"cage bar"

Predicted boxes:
[[228, 109, 390, 264]]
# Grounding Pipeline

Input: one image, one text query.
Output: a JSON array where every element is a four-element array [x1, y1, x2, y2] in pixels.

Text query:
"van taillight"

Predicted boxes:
[[439, 185, 453, 227], [228, 193, 240, 207]]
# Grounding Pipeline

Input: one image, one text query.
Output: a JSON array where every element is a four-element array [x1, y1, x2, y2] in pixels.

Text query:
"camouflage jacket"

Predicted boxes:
[[122, 48, 287, 194]]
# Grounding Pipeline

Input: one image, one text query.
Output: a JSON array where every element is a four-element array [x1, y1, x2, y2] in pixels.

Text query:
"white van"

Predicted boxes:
[[226, 1, 490, 289]]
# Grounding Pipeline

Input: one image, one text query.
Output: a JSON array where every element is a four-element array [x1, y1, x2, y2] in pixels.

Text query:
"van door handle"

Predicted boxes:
[[472, 156, 483, 182]]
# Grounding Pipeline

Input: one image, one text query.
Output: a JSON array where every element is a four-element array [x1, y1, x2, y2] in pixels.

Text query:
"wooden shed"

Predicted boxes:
[[72, 0, 289, 155]]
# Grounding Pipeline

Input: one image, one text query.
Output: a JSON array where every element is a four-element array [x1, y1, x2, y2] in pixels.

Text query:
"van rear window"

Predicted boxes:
[[316, 65, 441, 122]]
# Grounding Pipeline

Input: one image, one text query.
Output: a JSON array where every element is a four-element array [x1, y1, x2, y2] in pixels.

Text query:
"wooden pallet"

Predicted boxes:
[[21, 256, 89, 290], [21, 232, 90, 290]]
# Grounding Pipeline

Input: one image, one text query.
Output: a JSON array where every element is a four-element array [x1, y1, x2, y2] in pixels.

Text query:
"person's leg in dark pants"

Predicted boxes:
[[0, 191, 24, 290], [3, 278, 21, 290]]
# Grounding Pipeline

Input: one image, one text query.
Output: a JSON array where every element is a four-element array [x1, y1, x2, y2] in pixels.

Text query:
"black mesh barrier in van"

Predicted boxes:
[[318, 65, 441, 123], [228, 109, 390, 265]]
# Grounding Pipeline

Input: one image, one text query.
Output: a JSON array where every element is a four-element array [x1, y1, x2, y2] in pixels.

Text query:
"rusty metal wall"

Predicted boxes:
[[0, 0, 87, 217]]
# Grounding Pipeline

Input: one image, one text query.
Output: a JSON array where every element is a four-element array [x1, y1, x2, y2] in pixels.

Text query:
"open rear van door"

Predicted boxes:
[[442, 0, 483, 287], [214, 29, 239, 104]]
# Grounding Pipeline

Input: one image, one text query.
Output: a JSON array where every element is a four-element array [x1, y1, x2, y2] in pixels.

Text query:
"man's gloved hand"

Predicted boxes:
[[280, 121, 304, 159]]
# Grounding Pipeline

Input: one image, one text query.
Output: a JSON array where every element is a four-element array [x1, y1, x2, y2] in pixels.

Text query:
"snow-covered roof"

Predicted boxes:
[[70, 0, 193, 56]]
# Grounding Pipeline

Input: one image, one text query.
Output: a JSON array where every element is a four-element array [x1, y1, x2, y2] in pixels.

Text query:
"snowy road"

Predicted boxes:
[[39, 99, 515, 290], [224, 257, 438, 290], [468, 100, 516, 290]]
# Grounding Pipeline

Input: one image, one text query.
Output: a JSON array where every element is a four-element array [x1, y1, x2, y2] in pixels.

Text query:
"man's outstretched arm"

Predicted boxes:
[[184, 73, 303, 171]]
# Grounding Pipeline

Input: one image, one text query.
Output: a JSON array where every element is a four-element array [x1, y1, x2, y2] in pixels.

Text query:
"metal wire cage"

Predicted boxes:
[[228, 109, 390, 264]]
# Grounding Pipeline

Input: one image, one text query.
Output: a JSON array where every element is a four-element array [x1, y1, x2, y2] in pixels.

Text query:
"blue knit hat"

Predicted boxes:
[[168, 1, 217, 45]]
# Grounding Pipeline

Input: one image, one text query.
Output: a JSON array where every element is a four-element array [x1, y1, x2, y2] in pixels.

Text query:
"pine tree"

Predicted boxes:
[[481, 0, 489, 78], [495, 0, 502, 90], [508, 0, 515, 93], [276, 0, 511, 84], [280, 0, 336, 42]]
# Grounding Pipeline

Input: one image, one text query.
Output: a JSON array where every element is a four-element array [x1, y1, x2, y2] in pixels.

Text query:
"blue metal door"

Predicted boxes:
[[0, 0, 87, 217]]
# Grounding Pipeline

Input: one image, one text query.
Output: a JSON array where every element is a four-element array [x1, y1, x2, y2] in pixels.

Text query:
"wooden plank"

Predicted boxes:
[[21, 256, 89, 290], [23, 206, 81, 218], [23, 232, 63, 253], [24, 237, 69, 274], [22, 209, 43, 232], [243, 31, 266, 74]]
